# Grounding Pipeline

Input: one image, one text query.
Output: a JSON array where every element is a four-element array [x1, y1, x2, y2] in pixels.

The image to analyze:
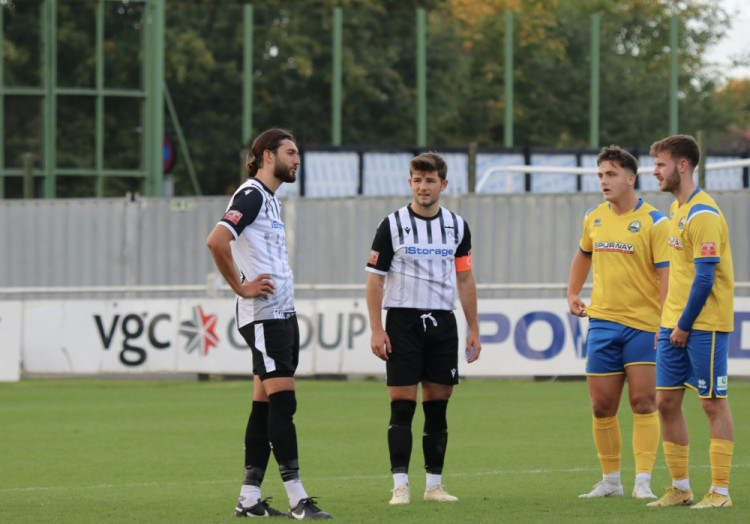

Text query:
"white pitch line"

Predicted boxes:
[[2, 463, 746, 494]]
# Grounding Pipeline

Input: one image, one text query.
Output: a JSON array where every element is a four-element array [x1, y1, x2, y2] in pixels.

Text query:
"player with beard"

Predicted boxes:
[[207, 128, 332, 519], [647, 135, 735, 509]]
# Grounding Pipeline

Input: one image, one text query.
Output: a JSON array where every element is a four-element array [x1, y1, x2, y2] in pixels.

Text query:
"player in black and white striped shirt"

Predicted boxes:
[[366, 152, 482, 506], [207, 128, 331, 520]]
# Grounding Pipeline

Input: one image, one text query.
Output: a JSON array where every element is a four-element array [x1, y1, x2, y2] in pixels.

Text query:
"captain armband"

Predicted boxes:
[[455, 253, 473, 272]]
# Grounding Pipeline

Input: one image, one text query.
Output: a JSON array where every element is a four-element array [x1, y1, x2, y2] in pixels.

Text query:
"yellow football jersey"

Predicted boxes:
[[662, 189, 734, 332], [579, 199, 669, 331]]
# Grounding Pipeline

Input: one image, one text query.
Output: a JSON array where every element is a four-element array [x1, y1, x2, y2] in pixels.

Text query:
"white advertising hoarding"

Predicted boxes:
[[14, 297, 750, 378], [0, 301, 21, 382]]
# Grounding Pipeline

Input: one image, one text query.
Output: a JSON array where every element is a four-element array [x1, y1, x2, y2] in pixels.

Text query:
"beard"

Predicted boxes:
[[415, 194, 439, 208], [661, 165, 681, 193], [273, 162, 297, 183]]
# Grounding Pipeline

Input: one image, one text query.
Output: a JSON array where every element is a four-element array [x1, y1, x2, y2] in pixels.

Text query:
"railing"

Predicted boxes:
[[475, 158, 750, 193], [3, 281, 750, 297]]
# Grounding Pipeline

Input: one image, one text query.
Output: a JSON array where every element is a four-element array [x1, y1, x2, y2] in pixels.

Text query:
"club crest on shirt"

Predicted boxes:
[[678, 216, 687, 230], [223, 210, 243, 225], [627, 220, 642, 233]]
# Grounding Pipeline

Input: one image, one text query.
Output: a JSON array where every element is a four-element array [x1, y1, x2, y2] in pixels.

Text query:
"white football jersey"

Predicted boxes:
[[217, 178, 295, 326]]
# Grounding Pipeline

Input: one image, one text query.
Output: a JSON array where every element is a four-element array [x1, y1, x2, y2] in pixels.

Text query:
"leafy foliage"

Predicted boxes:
[[2, 0, 748, 197]]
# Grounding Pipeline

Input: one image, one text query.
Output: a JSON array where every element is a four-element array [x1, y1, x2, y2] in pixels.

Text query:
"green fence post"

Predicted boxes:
[[95, 0, 105, 196], [332, 7, 343, 146], [144, 0, 165, 196], [0, 4, 4, 199], [504, 11, 513, 148], [589, 13, 601, 149], [670, 13, 679, 135], [416, 8, 427, 147], [42, 0, 58, 198]]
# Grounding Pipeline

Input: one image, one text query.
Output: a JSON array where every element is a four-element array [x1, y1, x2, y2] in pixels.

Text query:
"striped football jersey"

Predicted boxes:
[[366, 204, 472, 311], [217, 177, 295, 326]]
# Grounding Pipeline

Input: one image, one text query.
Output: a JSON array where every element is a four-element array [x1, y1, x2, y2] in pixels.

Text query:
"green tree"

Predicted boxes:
[[442, 0, 733, 149], [2, 0, 740, 197]]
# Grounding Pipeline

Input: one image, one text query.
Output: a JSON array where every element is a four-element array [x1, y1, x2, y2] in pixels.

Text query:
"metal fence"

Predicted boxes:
[[1, 191, 749, 300]]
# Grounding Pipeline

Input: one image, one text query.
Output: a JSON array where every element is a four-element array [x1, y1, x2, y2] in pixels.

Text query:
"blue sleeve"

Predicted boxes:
[[677, 261, 715, 331]]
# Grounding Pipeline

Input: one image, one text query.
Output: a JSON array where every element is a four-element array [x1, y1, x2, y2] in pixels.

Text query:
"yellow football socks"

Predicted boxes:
[[632, 411, 659, 474], [593, 415, 621, 474], [663, 441, 690, 482], [710, 438, 734, 489]]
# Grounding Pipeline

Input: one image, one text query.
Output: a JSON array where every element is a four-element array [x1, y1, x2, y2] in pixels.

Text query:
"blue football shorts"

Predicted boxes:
[[656, 327, 729, 398], [585, 318, 656, 375]]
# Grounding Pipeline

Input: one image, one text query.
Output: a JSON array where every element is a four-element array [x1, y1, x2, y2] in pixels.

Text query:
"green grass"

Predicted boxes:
[[1, 378, 749, 523]]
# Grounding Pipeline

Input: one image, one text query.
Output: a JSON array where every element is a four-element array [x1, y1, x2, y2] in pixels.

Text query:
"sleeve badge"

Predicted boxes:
[[700, 242, 716, 256], [223, 210, 243, 225]]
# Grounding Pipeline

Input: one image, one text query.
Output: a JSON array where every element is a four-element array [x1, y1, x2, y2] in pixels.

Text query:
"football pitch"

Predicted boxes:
[[1, 377, 748, 523]]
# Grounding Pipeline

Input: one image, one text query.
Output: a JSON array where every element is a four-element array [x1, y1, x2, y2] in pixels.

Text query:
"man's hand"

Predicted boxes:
[[669, 326, 689, 348], [370, 327, 392, 361], [465, 330, 481, 363], [238, 274, 275, 299], [567, 294, 587, 317]]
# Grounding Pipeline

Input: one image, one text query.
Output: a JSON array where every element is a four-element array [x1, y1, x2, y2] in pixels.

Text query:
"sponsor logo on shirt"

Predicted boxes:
[[593, 218, 602, 227], [405, 246, 455, 256], [700, 242, 716, 256], [271, 220, 284, 230], [223, 210, 243, 225], [668, 236, 683, 250], [593, 242, 634, 254], [368, 250, 379, 265]]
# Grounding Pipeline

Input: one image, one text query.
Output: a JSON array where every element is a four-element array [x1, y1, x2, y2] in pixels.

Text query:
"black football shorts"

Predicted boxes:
[[238, 314, 300, 380], [384, 308, 459, 386]]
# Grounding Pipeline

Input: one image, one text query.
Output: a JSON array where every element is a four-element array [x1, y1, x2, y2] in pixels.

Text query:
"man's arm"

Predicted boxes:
[[567, 249, 592, 317], [656, 266, 669, 309], [206, 224, 274, 299], [366, 272, 391, 361], [654, 265, 670, 349], [456, 269, 481, 363], [670, 261, 715, 348]]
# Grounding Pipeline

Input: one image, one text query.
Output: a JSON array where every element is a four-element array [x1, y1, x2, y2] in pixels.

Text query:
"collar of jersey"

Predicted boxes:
[[407, 203, 441, 220]]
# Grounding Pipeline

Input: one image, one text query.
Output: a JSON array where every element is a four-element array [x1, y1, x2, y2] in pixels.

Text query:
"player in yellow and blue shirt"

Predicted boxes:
[[568, 145, 669, 501], [647, 135, 735, 509]]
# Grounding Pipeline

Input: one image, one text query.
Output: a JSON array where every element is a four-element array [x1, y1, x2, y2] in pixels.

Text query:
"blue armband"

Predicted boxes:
[[677, 261, 715, 331]]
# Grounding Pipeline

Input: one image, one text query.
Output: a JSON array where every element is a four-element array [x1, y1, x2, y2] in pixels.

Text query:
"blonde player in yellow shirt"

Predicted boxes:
[[568, 145, 669, 500], [647, 135, 735, 509]]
